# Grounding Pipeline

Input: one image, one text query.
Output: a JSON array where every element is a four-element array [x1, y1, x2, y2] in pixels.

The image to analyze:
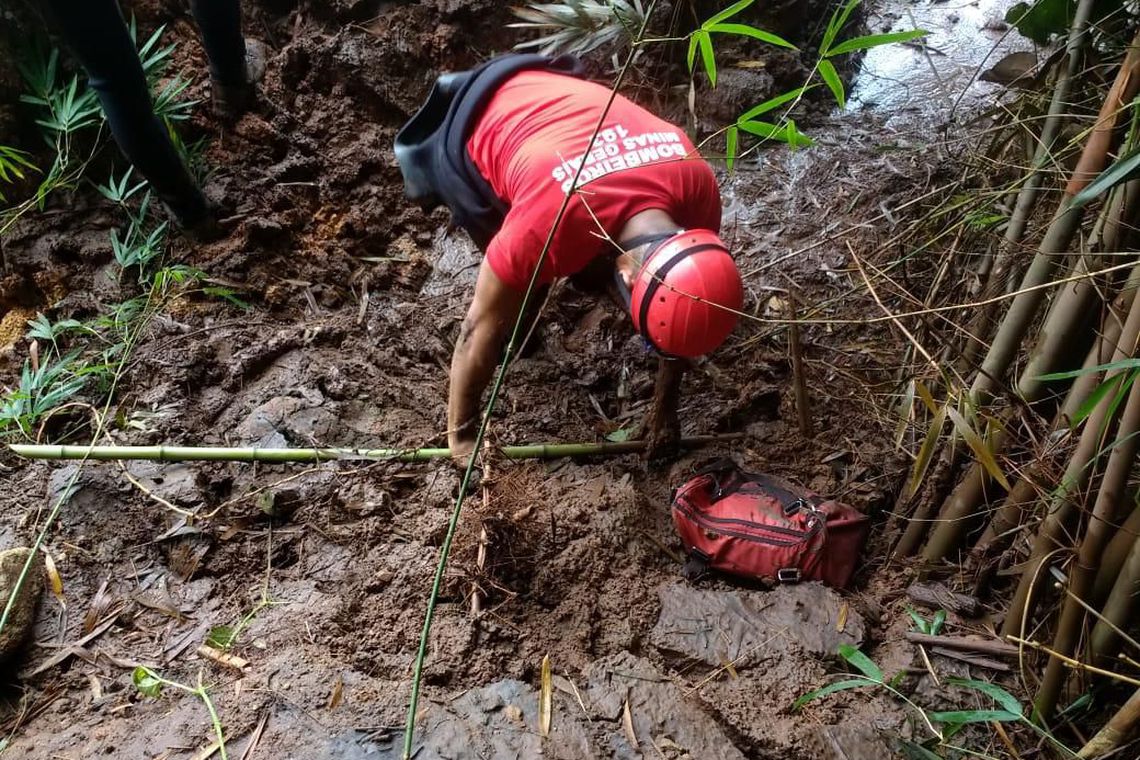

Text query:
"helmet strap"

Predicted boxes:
[[619, 229, 684, 256]]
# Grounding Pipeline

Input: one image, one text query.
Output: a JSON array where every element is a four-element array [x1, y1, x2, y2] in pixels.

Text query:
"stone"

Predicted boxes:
[[373, 679, 594, 759], [0, 548, 44, 661], [651, 582, 865, 670], [582, 652, 748, 759]]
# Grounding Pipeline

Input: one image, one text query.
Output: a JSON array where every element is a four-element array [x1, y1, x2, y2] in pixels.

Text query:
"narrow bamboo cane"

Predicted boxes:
[[1001, 285, 1140, 639], [957, 0, 1096, 376], [1089, 526, 1140, 663], [1091, 502, 1140, 605], [8, 434, 741, 464], [969, 26, 1140, 410], [1077, 686, 1140, 758], [1035, 373, 1140, 719]]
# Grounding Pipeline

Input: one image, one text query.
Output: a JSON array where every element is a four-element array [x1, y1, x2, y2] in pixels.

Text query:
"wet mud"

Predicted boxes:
[[0, 0, 1027, 757]]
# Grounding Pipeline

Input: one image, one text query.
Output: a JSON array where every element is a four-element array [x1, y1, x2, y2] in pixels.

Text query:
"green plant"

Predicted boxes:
[[907, 607, 947, 636], [796, 646, 1074, 757], [0, 146, 38, 203], [685, 0, 926, 161], [0, 354, 87, 439], [132, 666, 227, 760], [511, 0, 646, 56]]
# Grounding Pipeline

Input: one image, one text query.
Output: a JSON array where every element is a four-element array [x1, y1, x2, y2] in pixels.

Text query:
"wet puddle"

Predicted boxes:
[[852, 0, 1033, 126]]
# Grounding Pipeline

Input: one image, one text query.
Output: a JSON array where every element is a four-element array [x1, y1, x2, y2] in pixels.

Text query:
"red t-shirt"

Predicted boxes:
[[466, 71, 721, 291]]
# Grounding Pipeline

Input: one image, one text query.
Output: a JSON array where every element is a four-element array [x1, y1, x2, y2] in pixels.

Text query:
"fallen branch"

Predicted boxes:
[[904, 632, 1019, 659], [9, 434, 742, 464]]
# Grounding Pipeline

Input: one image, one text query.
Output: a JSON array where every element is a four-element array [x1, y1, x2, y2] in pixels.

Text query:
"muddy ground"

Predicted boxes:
[[0, 1, 1033, 758]]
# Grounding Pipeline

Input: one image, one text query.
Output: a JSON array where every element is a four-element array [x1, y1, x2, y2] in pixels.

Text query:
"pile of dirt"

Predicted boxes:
[[0, 0, 952, 758]]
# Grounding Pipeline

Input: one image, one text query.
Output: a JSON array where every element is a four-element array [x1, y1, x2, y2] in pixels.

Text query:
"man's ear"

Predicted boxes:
[[614, 252, 638, 289]]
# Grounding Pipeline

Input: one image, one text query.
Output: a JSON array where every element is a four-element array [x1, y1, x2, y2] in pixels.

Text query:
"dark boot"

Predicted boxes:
[[211, 39, 267, 122]]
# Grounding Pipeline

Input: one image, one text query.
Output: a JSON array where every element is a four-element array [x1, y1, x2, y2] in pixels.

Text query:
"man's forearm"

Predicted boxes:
[[447, 323, 501, 439]]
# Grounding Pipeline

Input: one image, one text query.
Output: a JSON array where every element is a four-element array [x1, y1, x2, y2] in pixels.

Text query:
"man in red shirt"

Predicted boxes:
[[396, 56, 743, 459]]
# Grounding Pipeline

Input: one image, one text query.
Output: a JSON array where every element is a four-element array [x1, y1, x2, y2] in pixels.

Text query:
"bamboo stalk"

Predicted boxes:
[[1078, 686, 1140, 758], [973, 261, 1140, 559], [1036, 373, 1140, 719], [8, 434, 742, 464], [787, 290, 812, 437], [1089, 523, 1140, 664], [969, 25, 1140, 410], [1092, 503, 1140, 605], [956, 0, 1097, 380], [1002, 284, 1140, 639]]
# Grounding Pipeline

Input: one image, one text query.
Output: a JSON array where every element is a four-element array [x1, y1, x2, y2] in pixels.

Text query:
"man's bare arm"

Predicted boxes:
[[644, 356, 686, 459], [448, 261, 526, 457]]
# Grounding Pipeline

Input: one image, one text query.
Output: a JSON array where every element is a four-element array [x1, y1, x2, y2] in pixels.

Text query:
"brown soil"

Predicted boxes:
[[0, 1, 967, 758]]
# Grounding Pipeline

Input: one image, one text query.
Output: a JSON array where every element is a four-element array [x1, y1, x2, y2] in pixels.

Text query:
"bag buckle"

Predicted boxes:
[[783, 498, 806, 517], [777, 567, 801, 584]]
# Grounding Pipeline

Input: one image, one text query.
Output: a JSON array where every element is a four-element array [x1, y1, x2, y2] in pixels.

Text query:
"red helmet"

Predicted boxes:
[[629, 230, 743, 358]]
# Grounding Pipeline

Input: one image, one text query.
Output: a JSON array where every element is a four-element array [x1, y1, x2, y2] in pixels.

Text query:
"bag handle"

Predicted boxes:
[[694, 460, 819, 513]]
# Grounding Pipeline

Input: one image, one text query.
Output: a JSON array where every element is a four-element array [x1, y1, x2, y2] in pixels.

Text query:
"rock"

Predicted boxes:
[[0, 548, 44, 661], [651, 582, 865, 670], [582, 652, 748, 759], [374, 679, 594, 759]]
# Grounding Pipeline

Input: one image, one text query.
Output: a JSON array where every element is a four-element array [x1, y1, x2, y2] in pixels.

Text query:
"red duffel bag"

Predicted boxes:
[[671, 461, 870, 588]]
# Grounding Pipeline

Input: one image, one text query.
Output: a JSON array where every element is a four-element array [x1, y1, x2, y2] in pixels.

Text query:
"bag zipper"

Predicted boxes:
[[673, 498, 803, 547], [674, 493, 818, 539]]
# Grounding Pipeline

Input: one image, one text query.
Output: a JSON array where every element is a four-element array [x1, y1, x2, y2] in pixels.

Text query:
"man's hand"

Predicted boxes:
[[642, 357, 686, 463], [447, 261, 525, 465]]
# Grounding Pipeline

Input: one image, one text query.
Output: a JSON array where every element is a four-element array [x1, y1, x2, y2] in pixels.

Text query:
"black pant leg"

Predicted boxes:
[[189, 0, 246, 87], [41, 0, 208, 224]]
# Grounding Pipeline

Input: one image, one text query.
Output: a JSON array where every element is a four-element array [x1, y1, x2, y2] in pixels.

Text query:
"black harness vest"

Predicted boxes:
[[394, 53, 587, 249]]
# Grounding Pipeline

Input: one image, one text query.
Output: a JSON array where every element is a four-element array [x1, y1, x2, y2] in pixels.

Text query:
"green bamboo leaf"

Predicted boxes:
[[896, 740, 943, 760], [838, 643, 883, 681], [904, 403, 946, 499], [708, 22, 797, 50], [698, 31, 717, 86], [945, 406, 1010, 490], [906, 606, 930, 634], [687, 31, 699, 72], [817, 59, 845, 109], [1072, 146, 1140, 209], [792, 678, 872, 709], [726, 125, 739, 172], [930, 709, 1021, 724], [931, 609, 947, 635], [738, 86, 812, 122], [821, 0, 862, 53], [826, 29, 929, 57], [913, 380, 939, 415], [1072, 374, 1126, 425], [704, 0, 755, 28], [946, 678, 1023, 715], [1039, 357, 1140, 381]]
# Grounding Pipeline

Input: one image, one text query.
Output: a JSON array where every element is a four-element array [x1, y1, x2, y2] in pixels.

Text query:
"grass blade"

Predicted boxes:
[[793, 678, 872, 709], [838, 643, 883, 681], [826, 29, 929, 57], [945, 406, 1010, 490], [708, 22, 797, 50], [818, 59, 845, 108]]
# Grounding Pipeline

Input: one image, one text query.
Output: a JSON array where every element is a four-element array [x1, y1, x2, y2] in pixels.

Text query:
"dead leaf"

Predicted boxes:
[[327, 673, 344, 710], [539, 654, 552, 737], [622, 698, 639, 748], [41, 548, 64, 604], [83, 581, 115, 635], [197, 644, 249, 672], [87, 673, 103, 702], [837, 602, 849, 633], [733, 60, 767, 69], [716, 652, 739, 679], [979, 51, 1037, 86]]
